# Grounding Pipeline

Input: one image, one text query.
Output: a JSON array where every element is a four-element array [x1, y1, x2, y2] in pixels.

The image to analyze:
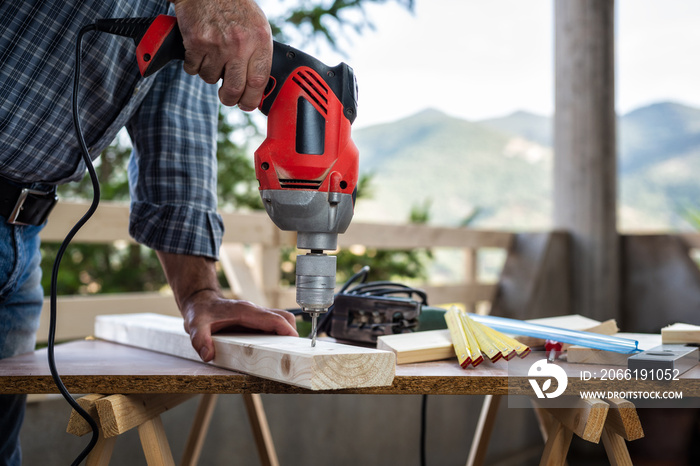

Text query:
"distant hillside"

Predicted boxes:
[[353, 109, 552, 228], [352, 102, 700, 230], [619, 102, 700, 174], [480, 110, 552, 147]]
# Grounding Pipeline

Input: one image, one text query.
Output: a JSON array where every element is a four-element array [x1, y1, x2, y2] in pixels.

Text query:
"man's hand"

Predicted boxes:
[[170, 0, 273, 110], [182, 291, 297, 362], [157, 251, 298, 362]]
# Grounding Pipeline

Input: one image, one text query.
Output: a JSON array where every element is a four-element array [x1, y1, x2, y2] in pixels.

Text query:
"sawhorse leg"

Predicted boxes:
[[466, 394, 502, 466], [68, 393, 280, 466], [181, 394, 279, 466], [533, 397, 643, 466]]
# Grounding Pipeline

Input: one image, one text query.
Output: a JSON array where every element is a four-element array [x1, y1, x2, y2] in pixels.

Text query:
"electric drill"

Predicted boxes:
[[94, 16, 359, 346]]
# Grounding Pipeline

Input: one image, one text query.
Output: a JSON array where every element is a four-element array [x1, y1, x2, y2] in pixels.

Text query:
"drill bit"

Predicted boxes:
[[309, 311, 320, 347]]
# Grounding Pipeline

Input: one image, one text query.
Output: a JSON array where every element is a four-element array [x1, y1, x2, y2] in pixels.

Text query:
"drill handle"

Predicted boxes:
[[97, 14, 357, 123], [96, 15, 185, 77]]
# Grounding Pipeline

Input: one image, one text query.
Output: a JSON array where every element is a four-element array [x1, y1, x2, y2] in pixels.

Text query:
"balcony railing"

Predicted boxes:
[[37, 201, 514, 342]]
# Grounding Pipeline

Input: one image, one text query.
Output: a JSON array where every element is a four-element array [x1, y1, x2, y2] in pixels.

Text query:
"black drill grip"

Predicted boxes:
[[96, 15, 184, 77]]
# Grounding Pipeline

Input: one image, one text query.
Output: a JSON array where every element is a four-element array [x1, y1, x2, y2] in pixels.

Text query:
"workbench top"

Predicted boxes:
[[2, 340, 700, 396]]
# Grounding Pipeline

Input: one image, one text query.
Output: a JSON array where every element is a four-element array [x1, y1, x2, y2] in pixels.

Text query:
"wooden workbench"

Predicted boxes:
[[5, 339, 696, 466], [2, 339, 700, 397]]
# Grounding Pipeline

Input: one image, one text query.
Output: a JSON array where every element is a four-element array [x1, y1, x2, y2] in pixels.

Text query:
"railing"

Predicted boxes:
[[37, 201, 514, 342]]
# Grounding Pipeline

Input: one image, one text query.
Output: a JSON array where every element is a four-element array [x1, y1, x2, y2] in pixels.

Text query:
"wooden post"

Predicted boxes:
[[554, 0, 618, 322]]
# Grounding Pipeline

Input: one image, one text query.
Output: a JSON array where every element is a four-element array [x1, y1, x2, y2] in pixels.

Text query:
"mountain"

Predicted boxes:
[[353, 109, 552, 228], [352, 102, 700, 230], [619, 102, 700, 175], [479, 110, 552, 147]]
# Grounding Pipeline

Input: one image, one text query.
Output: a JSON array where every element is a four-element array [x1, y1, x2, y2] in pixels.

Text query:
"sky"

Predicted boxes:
[[275, 0, 700, 129]]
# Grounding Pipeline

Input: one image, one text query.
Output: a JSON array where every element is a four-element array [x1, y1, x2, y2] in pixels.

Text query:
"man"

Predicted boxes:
[[0, 0, 298, 463]]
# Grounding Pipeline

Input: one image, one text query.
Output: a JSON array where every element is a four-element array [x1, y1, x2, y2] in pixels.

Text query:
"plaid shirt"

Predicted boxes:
[[0, 1, 223, 259]]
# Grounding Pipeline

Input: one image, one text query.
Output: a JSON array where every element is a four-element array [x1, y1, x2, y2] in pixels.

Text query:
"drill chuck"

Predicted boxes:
[[296, 253, 336, 312]]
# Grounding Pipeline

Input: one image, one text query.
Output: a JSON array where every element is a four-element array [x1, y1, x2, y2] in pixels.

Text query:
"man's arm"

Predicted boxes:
[[156, 251, 298, 362], [169, 0, 273, 110]]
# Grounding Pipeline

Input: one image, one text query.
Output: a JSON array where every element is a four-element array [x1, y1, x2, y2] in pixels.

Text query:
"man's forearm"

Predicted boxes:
[[156, 250, 221, 311], [155, 250, 298, 362]]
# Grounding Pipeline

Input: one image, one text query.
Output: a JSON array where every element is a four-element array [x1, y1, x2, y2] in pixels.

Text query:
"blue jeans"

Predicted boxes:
[[0, 220, 44, 466]]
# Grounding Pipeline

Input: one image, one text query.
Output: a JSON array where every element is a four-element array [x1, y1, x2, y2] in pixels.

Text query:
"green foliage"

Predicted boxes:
[[269, 0, 414, 49], [684, 206, 700, 268], [683, 205, 700, 230], [215, 109, 264, 210], [42, 138, 168, 295]]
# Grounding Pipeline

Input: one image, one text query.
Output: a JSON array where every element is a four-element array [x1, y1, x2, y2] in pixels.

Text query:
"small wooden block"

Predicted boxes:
[[567, 333, 661, 366], [604, 398, 643, 442], [661, 323, 700, 344], [95, 313, 396, 390], [96, 393, 195, 438], [377, 329, 454, 364], [533, 398, 609, 443], [67, 393, 105, 437]]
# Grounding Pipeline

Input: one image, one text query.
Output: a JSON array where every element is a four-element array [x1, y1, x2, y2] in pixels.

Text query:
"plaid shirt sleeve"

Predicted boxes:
[[126, 63, 224, 259]]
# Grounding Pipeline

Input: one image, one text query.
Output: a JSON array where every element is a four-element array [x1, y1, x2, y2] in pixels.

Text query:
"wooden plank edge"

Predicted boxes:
[[95, 313, 396, 391]]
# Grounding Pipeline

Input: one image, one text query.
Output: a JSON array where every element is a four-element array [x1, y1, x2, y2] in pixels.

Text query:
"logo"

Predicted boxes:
[[528, 359, 568, 399]]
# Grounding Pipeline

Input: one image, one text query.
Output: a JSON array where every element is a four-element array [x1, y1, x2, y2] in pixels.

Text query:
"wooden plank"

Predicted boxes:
[[377, 329, 454, 365], [41, 202, 132, 243], [661, 322, 700, 344], [95, 393, 195, 438], [567, 334, 660, 366], [219, 243, 268, 306], [41, 202, 281, 246], [94, 313, 396, 390], [276, 283, 499, 312], [341, 221, 513, 249], [37, 292, 180, 343], [534, 398, 609, 443]]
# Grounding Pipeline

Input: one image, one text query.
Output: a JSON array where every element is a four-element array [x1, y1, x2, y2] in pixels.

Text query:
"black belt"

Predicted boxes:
[[0, 175, 58, 226]]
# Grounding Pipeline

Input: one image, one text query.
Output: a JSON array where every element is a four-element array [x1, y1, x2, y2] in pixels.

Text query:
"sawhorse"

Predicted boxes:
[[66, 393, 278, 466], [466, 395, 644, 466]]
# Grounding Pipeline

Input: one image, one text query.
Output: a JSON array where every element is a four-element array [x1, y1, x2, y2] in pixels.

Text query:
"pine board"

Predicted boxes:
[[94, 313, 395, 391], [662, 323, 700, 344], [567, 333, 661, 366], [376, 329, 454, 364]]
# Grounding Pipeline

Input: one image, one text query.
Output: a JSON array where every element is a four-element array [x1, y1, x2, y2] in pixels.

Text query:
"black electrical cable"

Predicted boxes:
[[47, 23, 101, 465], [421, 394, 428, 466], [292, 266, 431, 464]]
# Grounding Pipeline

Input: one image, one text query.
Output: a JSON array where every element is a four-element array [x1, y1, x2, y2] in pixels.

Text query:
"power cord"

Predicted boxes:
[[47, 23, 101, 464], [310, 265, 428, 335], [296, 266, 431, 466]]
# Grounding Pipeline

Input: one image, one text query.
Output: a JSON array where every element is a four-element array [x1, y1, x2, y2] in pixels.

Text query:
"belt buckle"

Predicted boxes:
[[7, 187, 56, 226]]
